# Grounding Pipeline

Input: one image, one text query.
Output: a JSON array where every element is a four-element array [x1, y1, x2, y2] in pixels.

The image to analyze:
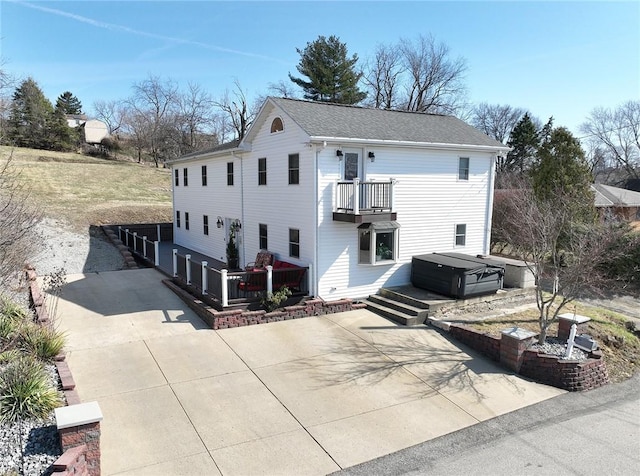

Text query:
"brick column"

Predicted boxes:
[[55, 401, 103, 476], [500, 327, 537, 372], [558, 313, 591, 340]]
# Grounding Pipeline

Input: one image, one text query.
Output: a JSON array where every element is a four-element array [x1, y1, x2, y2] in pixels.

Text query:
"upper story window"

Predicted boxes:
[[270, 117, 284, 133], [455, 224, 467, 246], [227, 162, 234, 186], [185, 212, 190, 230], [288, 153, 299, 185], [258, 158, 267, 185], [203, 215, 209, 235], [183, 168, 189, 186], [174, 169, 179, 186], [201, 165, 207, 186], [176, 211, 181, 228], [458, 157, 469, 180]]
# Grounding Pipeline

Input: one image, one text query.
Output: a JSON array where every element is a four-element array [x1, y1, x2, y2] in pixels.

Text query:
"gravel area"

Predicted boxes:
[[1, 218, 127, 475], [530, 337, 589, 361]]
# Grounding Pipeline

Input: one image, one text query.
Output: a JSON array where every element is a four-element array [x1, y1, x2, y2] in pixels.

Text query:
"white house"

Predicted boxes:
[[168, 97, 509, 301]]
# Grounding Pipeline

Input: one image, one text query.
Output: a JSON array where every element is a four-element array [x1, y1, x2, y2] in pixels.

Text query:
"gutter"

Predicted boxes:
[[309, 137, 510, 153]]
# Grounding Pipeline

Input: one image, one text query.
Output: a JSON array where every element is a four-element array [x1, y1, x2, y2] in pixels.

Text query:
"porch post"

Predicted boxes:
[[334, 179, 338, 213], [221, 269, 228, 307], [154, 241, 159, 266], [266, 265, 273, 294], [390, 178, 396, 211], [142, 236, 147, 257], [307, 263, 313, 296], [353, 178, 360, 215], [202, 261, 208, 295], [118, 226, 122, 242], [157, 224, 161, 242], [172, 249, 178, 277], [133, 232, 138, 252], [125, 229, 129, 247], [185, 254, 192, 285]]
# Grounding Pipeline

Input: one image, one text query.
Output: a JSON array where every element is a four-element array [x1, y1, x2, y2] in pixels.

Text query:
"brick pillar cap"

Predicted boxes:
[[558, 313, 591, 324], [501, 327, 537, 340], [56, 401, 103, 429]]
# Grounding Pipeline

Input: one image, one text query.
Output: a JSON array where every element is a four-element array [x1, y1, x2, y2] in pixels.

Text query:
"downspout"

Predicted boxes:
[[314, 145, 320, 297], [484, 152, 498, 255], [238, 151, 246, 267]]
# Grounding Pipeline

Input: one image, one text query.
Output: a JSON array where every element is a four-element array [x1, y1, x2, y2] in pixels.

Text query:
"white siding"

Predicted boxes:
[[316, 146, 495, 300]]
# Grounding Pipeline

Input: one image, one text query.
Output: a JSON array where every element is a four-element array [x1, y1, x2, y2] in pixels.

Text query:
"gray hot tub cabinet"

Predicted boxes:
[[410, 253, 505, 299]]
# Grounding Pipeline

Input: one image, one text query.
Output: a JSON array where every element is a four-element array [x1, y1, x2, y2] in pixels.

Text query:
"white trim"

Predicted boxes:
[[310, 137, 511, 153]]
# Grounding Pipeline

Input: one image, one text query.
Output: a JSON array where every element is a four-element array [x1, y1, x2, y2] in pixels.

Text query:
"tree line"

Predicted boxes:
[[0, 34, 638, 183]]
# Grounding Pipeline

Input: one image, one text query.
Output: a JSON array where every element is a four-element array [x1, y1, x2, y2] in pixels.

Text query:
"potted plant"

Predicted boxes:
[[226, 221, 240, 269], [376, 242, 393, 261]]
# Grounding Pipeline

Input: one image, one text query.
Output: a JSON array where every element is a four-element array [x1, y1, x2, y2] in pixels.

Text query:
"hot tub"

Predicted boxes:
[[410, 253, 505, 298]]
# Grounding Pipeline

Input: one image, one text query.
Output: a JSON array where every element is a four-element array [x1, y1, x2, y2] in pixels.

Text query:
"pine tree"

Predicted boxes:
[[289, 35, 367, 104], [7, 78, 54, 149], [505, 113, 539, 174], [55, 91, 83, 115], [531, 126, 596, 225]]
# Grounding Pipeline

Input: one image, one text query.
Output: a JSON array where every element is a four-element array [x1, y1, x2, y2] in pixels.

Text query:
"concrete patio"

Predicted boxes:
[[55, 268, 564, 475]]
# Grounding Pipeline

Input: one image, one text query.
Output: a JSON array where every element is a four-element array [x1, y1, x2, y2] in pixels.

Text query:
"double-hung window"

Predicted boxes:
[[258, 158, 267, 185], [203, 215, 209, 235], [185, 212, 190, 230], [455, 224, 466, 246], [176, 211, 181, 228], [288, 153, 299, 185], [289, 228, 300, 258], [201, 165, 207, 186], [227, 162, 234, 186], [259, 224, 268, 250], [358, 222, 399, 264], [183, 168, 189, 186], [174, 169, 179, 186], [458, 157, 469, 180]]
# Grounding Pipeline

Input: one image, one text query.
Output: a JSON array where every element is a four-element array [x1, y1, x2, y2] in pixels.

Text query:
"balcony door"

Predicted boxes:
[[342, 148, 362, 181]]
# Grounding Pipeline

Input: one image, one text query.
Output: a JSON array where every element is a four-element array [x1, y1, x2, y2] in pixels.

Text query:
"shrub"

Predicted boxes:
[[261, 286, 292, 312], [0, 356, 62, 422], [1, 296, 29, 321], [19, 323, 65, 361]]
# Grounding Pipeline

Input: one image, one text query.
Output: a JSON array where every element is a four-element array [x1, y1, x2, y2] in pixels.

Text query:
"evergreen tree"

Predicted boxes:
[[505, 112, 539, 174], [7, 78, 54, 149], [48, 105, 75, 151], [289, 35, 367, 104], [530, 126, 596, 224], [55, 91, 83, 115]]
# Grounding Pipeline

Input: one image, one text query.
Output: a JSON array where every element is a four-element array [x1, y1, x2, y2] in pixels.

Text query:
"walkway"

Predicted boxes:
[[54, 268, 564, 475]]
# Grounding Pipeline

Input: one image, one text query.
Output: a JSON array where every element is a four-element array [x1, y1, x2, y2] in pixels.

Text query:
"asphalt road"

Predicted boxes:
[[335, 373, 640, 475]]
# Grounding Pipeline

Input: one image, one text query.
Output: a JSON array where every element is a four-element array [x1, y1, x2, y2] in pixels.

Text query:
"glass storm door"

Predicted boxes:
[[343, 150, 361, 181]]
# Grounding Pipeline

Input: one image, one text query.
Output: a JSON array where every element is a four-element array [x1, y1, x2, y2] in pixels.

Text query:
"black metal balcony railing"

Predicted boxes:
[[335, 179, 395, 214]]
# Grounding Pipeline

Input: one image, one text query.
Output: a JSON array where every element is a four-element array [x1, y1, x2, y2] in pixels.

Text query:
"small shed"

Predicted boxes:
[[411, 253, 505, 299]]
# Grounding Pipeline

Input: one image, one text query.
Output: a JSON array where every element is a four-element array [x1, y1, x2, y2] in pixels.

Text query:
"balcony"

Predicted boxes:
[[333, 178, 397, 223]]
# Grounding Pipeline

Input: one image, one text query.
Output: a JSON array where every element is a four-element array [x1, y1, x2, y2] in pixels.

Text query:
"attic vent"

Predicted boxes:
[[270, 117, 284, 133]]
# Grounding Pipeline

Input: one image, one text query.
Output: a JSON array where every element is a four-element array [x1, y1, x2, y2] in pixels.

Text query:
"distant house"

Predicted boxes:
[[65, 115, 109, 145], [167, 97, 508, 301], [592, 183, 640, 224]]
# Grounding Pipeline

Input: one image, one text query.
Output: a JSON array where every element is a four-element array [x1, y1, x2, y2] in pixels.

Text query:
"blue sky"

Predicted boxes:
[[1, 0, 638, 135]]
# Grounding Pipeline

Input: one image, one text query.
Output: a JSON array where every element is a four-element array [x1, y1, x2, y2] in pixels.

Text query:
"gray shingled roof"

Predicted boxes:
[[176, 139, 241, 161], [270, 97, 506, 148], [592, 183, 640, 207]]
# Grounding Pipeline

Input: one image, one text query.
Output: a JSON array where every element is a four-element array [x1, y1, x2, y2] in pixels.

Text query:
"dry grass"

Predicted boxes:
[[465, 302, 640, 383], [1, 146, 173, 230]]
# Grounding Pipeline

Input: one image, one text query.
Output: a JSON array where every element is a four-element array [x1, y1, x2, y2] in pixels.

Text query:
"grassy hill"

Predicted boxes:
[[1, 146, 173, 230]]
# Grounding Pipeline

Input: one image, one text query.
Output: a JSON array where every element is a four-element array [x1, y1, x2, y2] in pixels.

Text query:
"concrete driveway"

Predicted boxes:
[[55, 268, 564, 475]]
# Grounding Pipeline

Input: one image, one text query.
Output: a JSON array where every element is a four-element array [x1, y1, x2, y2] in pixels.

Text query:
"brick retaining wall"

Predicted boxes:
[[447, 322, 609, 391], [164, 279, 367, 330]]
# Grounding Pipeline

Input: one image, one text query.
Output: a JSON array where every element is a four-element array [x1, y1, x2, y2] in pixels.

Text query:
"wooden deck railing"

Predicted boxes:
[[335, 178, 395, 214]]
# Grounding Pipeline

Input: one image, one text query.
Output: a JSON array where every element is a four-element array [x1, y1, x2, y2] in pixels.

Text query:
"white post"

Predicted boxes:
[[172, 249, 178, 277], [118, 225, 122, 242], [154, 241, 159, 266], [202, 261, 208, 295], [307, 263, 313, 296], [334, 179, 338, 212], [564, 323, 578, 359], [221, 269, 228, 307], [185, 254, 192, 285], [353, 178, 360, 215], [133, 232, 138, 252], [389, 178, 396, 211], [142, 236, 147, 257], [266, 265, 273, 294], [125, 228, 130, 247], [156, 224, 161, 243]]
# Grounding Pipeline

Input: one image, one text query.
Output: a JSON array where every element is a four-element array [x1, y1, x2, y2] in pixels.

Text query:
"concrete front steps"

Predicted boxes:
[[364, 291, 430, 326]]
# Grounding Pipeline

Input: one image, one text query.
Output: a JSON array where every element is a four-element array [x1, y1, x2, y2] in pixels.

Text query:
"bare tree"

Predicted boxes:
[[92, 99, 125, 136], [267, 80, 298, 99], [0, 64, 17, 141], [126, 75, 179, 167], [362, 43, 403, 109], [0, 153, 42, 290], [214, 79, 256, 142], [399, 35, 467, 115], [470, 103, 526, 144], [175, 82, 218, 153], [493, 178, 629, 343], [580, 100, 640, 183]]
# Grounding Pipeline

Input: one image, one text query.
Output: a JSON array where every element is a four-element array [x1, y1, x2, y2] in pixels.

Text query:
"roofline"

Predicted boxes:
[[309, 136, 511, 153], [166, 143, 246, 165]]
